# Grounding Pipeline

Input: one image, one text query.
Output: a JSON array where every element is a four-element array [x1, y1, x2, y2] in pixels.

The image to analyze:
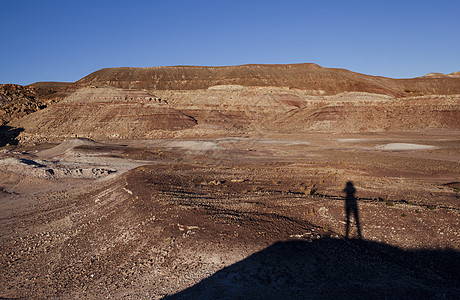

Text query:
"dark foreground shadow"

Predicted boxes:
[[166, 238, 460, 299], [0, 125, 24, 147]]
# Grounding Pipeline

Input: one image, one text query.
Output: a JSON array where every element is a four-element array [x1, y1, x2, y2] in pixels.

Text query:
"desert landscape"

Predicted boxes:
[[1, 63, 459, 298]]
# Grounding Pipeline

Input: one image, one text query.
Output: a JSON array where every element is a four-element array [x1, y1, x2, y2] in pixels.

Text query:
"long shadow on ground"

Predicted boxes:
[[166, 238, 460, 299]]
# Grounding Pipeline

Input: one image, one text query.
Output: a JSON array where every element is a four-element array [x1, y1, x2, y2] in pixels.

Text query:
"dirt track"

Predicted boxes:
[[1, 131, 459, 298]]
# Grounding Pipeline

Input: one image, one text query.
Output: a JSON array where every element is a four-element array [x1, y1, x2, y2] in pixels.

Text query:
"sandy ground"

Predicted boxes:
[[1, 131, 459, 298]]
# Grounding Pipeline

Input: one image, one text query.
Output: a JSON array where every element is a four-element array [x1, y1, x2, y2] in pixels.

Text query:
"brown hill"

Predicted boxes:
[[5, 63, 460, 126], [75, 64, 460, 97], [28, 81, 73, 90], [4, 64, 460, 143]]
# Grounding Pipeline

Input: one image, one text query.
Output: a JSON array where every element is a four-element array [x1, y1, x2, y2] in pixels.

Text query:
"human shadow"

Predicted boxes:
[[0, 125, 24, 147], [344, 181, 362, 239], [166, 238, 460, 299]]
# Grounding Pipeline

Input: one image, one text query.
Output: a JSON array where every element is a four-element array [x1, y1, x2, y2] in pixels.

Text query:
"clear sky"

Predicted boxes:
[[1, 0, 459, 85]]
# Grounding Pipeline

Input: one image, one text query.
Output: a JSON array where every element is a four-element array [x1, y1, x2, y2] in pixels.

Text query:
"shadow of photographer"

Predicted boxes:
[[343, 181, 362, 239]]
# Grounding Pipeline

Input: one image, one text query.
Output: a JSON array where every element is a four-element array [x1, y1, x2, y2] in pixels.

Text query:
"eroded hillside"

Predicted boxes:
[[11, 85, 460, 144], [13, 87, 197, 144], [3, 63, 460, 144]]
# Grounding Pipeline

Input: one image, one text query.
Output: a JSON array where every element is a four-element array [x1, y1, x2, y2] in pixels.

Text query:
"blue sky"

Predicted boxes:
[[1, 0, 459, 85]]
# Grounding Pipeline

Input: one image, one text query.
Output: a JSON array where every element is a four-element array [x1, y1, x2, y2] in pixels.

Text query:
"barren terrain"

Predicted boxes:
[[1, 64, 459, 298]]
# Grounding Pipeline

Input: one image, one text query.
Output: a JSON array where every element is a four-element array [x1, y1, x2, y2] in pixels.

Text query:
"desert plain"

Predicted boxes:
[[0, 64, 459, 298]]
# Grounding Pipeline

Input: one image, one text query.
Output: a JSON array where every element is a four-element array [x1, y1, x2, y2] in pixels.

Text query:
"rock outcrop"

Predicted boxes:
[[0, 84, 48, 125]]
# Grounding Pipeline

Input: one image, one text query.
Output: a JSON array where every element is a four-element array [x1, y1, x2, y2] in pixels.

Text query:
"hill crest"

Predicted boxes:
[[73, 63, 460, 97]]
